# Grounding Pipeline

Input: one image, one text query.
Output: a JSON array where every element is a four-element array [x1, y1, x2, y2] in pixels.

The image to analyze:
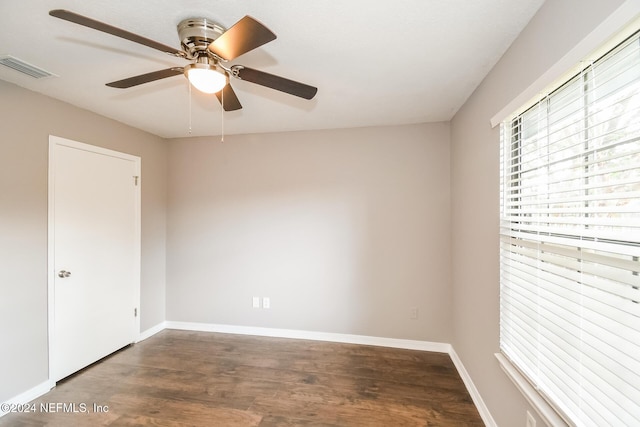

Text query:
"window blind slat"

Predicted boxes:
[[505, 189, 640, 208], [503, 242, 640, 297], [503, 253, 640, 327], [503, 229, 640, 256], [501, 235, 639, 271], [504, 167, 640, 197]]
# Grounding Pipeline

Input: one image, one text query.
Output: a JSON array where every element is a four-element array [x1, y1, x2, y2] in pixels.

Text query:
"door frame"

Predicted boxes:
[[47, 135, 141, 382]]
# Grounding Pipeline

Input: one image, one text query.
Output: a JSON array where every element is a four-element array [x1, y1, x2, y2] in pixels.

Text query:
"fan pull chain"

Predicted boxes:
[[188, 82, 193, 135], [220, 88, 224, 143]]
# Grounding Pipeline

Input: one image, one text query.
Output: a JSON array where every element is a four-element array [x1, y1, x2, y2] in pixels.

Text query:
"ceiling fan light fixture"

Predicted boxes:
[[185, 63, 227, 94]]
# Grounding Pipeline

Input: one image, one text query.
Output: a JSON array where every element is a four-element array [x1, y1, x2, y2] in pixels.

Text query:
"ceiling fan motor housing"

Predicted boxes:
[[177, 18, 226, 59]]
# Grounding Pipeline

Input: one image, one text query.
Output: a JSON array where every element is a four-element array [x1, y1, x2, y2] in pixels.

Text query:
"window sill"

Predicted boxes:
[[494, 353, 569, 427]]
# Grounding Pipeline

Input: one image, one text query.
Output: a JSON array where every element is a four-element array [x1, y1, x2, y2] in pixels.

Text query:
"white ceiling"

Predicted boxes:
[[0, 0, 544, 138]]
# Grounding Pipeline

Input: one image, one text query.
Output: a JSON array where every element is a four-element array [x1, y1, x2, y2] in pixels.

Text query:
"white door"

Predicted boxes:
[[48, 136, 140, 382]]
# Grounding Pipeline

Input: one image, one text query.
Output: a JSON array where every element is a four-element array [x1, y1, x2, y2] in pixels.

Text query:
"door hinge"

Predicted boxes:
[[133, 176, 139, 186], [134, 308, 138, 317]]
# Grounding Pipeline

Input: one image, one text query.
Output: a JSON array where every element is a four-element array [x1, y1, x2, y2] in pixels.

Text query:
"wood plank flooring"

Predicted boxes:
[[0, 330, 483, 426]]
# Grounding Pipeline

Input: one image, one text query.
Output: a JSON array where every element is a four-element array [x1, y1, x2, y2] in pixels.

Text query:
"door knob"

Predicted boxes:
[[58, 270, 71, 278]]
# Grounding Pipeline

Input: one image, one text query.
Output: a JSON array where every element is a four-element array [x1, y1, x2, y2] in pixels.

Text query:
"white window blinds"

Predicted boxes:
[[499, 30, 640, 426]]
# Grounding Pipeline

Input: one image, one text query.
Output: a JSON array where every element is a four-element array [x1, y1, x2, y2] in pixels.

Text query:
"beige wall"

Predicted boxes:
[[449, 0, 628, 426], [167, 124, 452, 342], [0, 80, 168, 402]]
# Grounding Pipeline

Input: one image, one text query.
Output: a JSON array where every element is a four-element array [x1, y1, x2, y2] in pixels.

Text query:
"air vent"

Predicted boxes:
[[0, 55, 56, 79]]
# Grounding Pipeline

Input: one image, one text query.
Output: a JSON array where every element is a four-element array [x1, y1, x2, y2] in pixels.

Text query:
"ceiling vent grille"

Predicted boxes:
[[0, 55, 56, 79]]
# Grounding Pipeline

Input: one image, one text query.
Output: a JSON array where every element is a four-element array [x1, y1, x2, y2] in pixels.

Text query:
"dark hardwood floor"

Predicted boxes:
[[1, 330, 483, 426]]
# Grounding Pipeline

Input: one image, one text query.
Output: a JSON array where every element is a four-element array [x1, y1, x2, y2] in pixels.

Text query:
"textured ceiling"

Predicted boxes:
[[0, 0, 544, 138]]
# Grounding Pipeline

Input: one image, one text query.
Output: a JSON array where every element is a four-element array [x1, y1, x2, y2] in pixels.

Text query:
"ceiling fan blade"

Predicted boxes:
[[49, 9, 184, 56], [208, 16, 276, 61], [106, 68, 184, 88], [233, 66, 317, 100], [215, 83, 243, 111]]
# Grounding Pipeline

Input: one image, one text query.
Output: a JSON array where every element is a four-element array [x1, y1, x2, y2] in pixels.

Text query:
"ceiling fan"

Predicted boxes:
[[49, 9, 318, 111]]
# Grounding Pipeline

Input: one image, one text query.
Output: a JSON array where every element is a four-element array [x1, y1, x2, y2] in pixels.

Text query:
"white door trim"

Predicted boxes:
[[47, 135, 141, 382]]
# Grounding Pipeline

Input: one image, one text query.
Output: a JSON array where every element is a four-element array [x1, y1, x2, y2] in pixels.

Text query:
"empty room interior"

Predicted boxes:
[[1, 0, 639, 426]]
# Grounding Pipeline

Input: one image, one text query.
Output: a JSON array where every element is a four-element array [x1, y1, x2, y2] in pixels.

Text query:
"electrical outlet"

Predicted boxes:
[[526, 411, 536, 427], [410, 307, 419, 320], [263, 297, 270, 309], [252, 296, 260, 308]]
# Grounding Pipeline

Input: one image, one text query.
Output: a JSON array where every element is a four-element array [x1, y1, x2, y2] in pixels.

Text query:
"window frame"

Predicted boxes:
[[498, 28, 640, 426]]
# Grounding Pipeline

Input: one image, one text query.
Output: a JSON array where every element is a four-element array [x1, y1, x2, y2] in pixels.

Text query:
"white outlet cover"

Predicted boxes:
[[263, 297, 270, 309], [252, 297, 260, 308]]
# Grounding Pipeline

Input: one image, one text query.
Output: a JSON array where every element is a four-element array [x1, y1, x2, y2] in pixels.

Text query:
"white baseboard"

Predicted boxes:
[[450, 348, 497, 427], [164, 321, 452, 353], [137, 321, 167, 342], [0, 379, 54, 418]]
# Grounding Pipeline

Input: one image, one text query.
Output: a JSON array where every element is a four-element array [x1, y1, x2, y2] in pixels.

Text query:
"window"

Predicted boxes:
[[499, 31, 640, 426]]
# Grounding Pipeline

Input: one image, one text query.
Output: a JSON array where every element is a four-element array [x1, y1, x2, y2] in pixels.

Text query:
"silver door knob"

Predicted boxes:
[[58, 270, 71, 278]]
